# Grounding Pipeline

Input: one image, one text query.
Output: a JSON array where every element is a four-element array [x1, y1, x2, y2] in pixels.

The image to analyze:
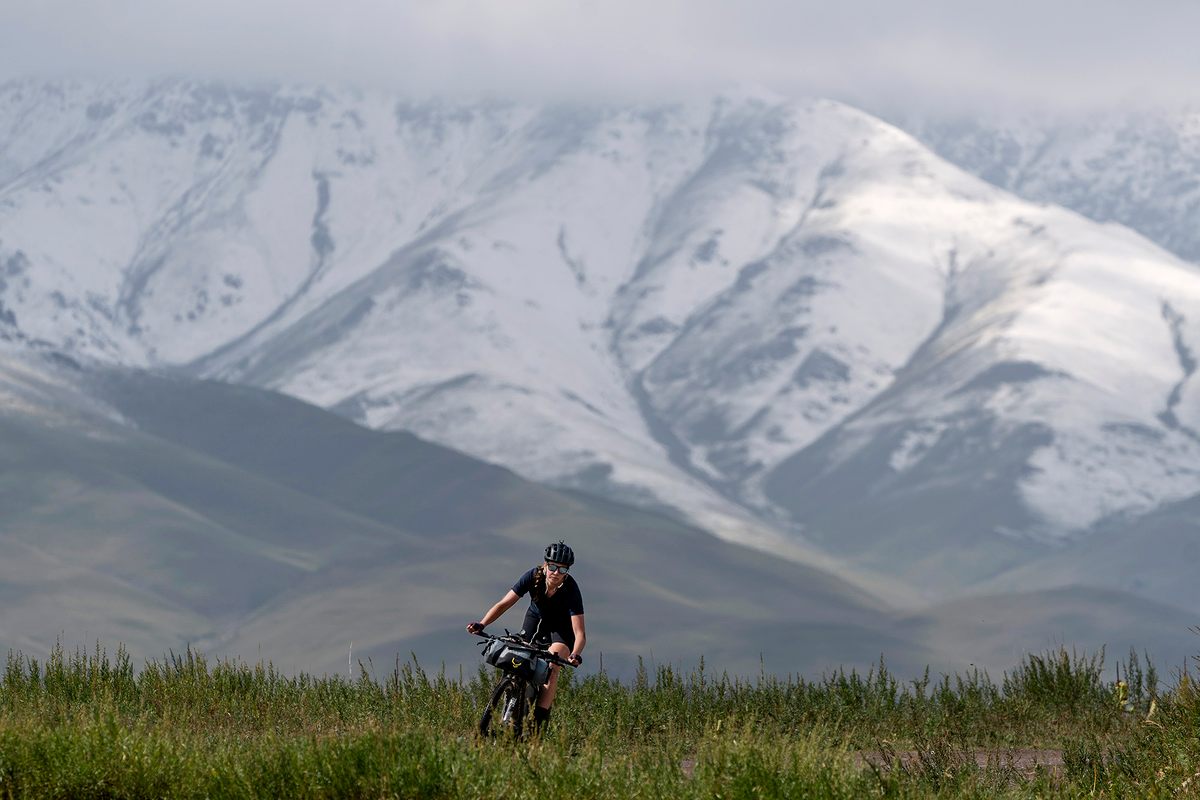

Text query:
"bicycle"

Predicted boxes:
[[472, 631, 573, 739]]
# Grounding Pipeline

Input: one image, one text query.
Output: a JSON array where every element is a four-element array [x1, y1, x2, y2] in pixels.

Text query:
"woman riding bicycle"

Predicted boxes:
[[467, 540, 586, 731]]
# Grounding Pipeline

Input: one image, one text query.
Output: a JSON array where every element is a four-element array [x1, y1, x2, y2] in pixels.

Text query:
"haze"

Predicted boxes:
[[2, 0, 1198, 113]]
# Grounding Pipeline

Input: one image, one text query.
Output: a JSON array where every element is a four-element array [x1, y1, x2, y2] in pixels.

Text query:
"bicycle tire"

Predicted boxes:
[[479, 675, 527, 738]]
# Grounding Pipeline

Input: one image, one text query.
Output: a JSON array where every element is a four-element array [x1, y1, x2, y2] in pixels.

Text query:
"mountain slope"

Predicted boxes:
[[1, 350, 917, 677], [892, 109, 1200, 263], [5, 350, 1187, 676], [760, 197, 1200, 584]]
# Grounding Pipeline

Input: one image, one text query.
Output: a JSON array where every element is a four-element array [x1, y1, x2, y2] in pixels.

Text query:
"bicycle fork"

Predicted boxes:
[[501, 693, 519, 724], [500, 680, 538, 725]]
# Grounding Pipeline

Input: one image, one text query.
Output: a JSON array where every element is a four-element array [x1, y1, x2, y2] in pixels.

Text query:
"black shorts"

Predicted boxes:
[[521, 609, 575, 651]]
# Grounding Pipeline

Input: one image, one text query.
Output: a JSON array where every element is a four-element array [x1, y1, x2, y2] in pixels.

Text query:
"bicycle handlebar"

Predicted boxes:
[[470, 630, 575, 668]]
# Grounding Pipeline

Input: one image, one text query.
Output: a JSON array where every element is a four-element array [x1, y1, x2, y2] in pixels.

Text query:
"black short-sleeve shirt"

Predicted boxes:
[[512, 567, 584, 639]]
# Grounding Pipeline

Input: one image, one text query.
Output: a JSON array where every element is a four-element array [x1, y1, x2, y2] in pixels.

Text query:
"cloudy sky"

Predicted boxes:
[[2, 0, 1197, 112]]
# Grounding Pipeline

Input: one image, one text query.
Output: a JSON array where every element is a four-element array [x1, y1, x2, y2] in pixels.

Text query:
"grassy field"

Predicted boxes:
[[0, 641, 1195, 798]]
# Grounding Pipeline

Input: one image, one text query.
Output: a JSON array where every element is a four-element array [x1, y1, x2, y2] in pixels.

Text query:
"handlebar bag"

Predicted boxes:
[[483, 640, 551, 685]]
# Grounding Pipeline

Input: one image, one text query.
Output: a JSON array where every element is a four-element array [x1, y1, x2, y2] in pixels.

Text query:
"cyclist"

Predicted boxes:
[[467, 540, 586, 732]]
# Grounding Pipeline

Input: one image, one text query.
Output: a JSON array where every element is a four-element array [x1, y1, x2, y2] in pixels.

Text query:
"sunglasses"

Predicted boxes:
[[545, 563, 570, 574]]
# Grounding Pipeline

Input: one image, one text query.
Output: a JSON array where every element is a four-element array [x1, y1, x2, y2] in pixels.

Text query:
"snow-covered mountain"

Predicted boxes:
[[892, 109, 1200, 263], [4, 79, 1200, 606]]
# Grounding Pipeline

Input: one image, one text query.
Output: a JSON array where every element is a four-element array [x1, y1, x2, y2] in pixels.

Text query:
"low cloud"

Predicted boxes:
[[2, 0, 1197, 112]]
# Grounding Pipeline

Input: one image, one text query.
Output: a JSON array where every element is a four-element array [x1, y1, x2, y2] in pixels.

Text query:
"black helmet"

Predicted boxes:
[[544, 540, 575, 566]]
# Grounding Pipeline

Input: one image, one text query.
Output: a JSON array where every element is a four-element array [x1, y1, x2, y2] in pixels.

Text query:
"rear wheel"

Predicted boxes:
[[479, 675, 528, 738]]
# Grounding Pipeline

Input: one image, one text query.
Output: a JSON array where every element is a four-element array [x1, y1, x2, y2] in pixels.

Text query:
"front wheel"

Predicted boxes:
[[479, 675, 527, 738]]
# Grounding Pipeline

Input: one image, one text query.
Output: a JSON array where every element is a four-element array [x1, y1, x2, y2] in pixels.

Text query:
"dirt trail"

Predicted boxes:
[[680, 749, 1064, 780], [856, 748, 1064, 779]]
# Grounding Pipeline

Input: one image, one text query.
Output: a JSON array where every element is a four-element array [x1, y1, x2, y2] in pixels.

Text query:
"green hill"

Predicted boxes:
[[1, 357, 922, 677], [3, 354, 1193, 679]]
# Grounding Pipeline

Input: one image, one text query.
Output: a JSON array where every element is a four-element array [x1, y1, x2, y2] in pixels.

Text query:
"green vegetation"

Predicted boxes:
[[0, 642, 1194, 798]]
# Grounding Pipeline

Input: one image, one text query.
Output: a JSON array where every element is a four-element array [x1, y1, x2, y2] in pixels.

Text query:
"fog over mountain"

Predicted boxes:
[[4, 1, 1199, 110], [3, 75, 1199, 675]]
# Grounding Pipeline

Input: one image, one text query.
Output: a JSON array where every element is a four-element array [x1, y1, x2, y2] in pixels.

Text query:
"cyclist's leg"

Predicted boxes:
[[532, 639, 569, 734], [535, 631, 575, 711]]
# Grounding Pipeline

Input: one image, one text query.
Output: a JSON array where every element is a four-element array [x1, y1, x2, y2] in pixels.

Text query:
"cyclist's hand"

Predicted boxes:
[[466, 622, 485, 634], [567, 653, 582, 667]]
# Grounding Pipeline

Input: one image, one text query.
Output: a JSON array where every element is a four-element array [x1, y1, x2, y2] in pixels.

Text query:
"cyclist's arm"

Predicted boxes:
[[478, 590, 521, 627], [569, 613, 586, 661]]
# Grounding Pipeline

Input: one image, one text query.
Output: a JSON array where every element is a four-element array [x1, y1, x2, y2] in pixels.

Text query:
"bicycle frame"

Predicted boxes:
[[473, 631, 572, 738]]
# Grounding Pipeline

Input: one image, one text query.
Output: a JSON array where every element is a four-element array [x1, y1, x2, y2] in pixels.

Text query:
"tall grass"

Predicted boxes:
[[0, 641, 1192, 798]]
